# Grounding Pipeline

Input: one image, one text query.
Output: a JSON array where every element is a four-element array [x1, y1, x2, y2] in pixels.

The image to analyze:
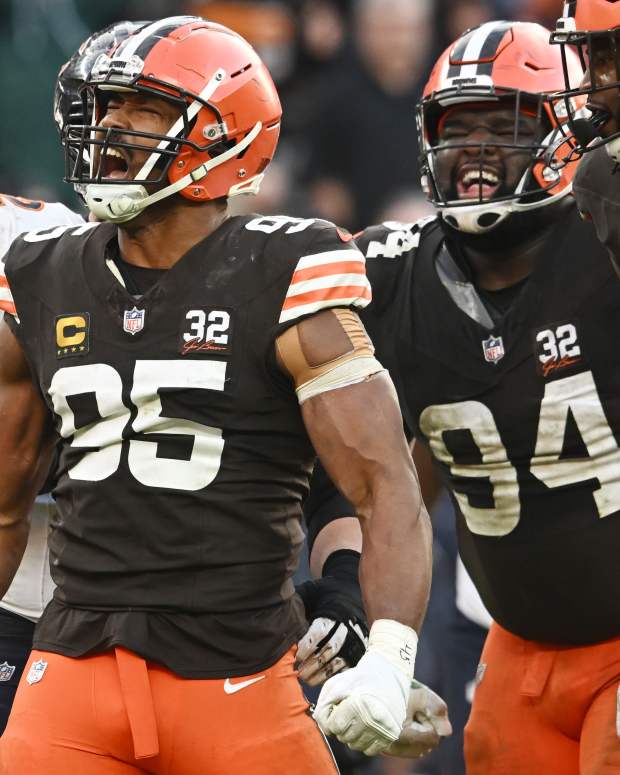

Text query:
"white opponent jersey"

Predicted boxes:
[[0, 194, 84, 621]]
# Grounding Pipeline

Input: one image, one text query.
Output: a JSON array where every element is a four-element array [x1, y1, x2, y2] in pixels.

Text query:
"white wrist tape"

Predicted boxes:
[[367, 619, 418, 681]]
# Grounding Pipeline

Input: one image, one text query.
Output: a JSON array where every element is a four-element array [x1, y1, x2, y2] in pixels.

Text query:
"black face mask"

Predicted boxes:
[[439, 196, 570, 257], [572, 144, 620, 278]]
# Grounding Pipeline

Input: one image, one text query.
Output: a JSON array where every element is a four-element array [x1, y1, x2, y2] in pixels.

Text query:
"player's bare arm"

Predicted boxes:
[[301, 371, 430, 628], [297, 424, 451, 759], [299, 434, 450, 760], [0, 321, 54, 598], [277, 308, 431, 627], [277, 307, 432, 756]]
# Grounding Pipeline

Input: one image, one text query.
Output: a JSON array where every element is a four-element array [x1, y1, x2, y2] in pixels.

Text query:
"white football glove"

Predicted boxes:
[[296, 616, 368, 685], [313, 619, 417, 757], [384, 680, 452, 758]]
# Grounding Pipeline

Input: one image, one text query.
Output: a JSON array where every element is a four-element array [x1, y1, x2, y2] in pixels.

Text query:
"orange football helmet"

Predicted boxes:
[[65, 16, 282, 222], [553, 0, 620, 40], [418, 21, 584, 233], [552, 0, 620, 160]]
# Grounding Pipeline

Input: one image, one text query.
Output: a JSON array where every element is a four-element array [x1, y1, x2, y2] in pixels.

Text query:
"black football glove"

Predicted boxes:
[[295, 550, 368, 686]]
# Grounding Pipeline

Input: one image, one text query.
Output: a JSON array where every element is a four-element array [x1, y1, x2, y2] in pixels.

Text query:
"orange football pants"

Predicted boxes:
[[0, 646, 339, 774], [465, 623, 620, 775]]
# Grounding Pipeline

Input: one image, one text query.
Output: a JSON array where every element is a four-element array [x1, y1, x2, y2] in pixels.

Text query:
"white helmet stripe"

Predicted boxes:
[[135, 67, 226, 181], [563, 1, 577, 19], [114, 16, 197, 60], [459, 24, 499, 77], [448, 21, 512, 78]]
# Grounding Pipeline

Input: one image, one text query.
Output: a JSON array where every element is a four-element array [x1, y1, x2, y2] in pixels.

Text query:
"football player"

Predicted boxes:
[[306, 20, 620, 775], [551, 1, 620, 272], [54, 19, 442, 764], [0, 195, 83, 733], [59, 13, 373, 703], [0, 17, 432, 774]]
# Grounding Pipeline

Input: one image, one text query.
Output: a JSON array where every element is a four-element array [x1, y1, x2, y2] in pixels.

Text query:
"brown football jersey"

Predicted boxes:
[[1, 213, 370, 677]]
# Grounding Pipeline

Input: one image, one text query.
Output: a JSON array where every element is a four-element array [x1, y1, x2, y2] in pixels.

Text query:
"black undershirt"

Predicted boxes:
[[477, 276, 530, 326], [446, 236, 531, 326], [115, 256, 166, 296], [105, 239, 167, 296]]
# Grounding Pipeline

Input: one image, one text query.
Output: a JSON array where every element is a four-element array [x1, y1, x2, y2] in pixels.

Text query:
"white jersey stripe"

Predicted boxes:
[[280, 296, 371, 324], [292, 249, 366, 272], [286, 273, 371, 298]]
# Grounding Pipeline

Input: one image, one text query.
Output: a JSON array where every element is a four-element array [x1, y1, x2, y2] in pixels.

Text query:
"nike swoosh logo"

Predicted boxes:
[[223, 676, 266, 695]]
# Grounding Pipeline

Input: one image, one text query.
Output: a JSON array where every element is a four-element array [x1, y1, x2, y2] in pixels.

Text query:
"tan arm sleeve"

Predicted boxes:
[[276, 308, 383, 401]]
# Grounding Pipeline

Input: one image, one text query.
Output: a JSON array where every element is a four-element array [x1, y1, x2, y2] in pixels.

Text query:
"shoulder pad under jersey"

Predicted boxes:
[[242, 214, 371, 328]]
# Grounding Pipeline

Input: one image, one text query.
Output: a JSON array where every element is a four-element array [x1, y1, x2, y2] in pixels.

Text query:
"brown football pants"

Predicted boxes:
[[465, 623, 620, 775], [0, 646, 339, 774]]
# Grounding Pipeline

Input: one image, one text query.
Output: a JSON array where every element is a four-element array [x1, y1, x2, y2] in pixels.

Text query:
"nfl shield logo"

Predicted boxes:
[[482, 335, 505, 364], [26, 659, 47, 685], [0, 662, 15, 682], [123, 307, 145, 336]]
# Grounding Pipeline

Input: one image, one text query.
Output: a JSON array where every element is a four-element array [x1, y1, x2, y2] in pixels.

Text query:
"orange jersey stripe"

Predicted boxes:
[[0, 300, 16, 315], [0, 276, 9, 288], [281, 284, 371, 311], [291, 260, 366, 284]]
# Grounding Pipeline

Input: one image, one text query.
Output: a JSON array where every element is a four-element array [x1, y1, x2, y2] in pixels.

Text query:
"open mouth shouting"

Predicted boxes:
[[455, 165, 502, 200], [98, 147, 130, 180]]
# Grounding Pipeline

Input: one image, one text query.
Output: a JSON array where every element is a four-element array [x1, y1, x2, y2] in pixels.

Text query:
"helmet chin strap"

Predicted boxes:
[[439, 201, 511, 234], [86, 121, 262, 223], [439, 183, 573, 235]]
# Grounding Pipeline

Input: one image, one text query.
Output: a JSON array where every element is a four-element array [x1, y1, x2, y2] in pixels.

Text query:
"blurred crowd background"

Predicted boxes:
[[1, 0, 559, 230], [0, 2, 563, 774]]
